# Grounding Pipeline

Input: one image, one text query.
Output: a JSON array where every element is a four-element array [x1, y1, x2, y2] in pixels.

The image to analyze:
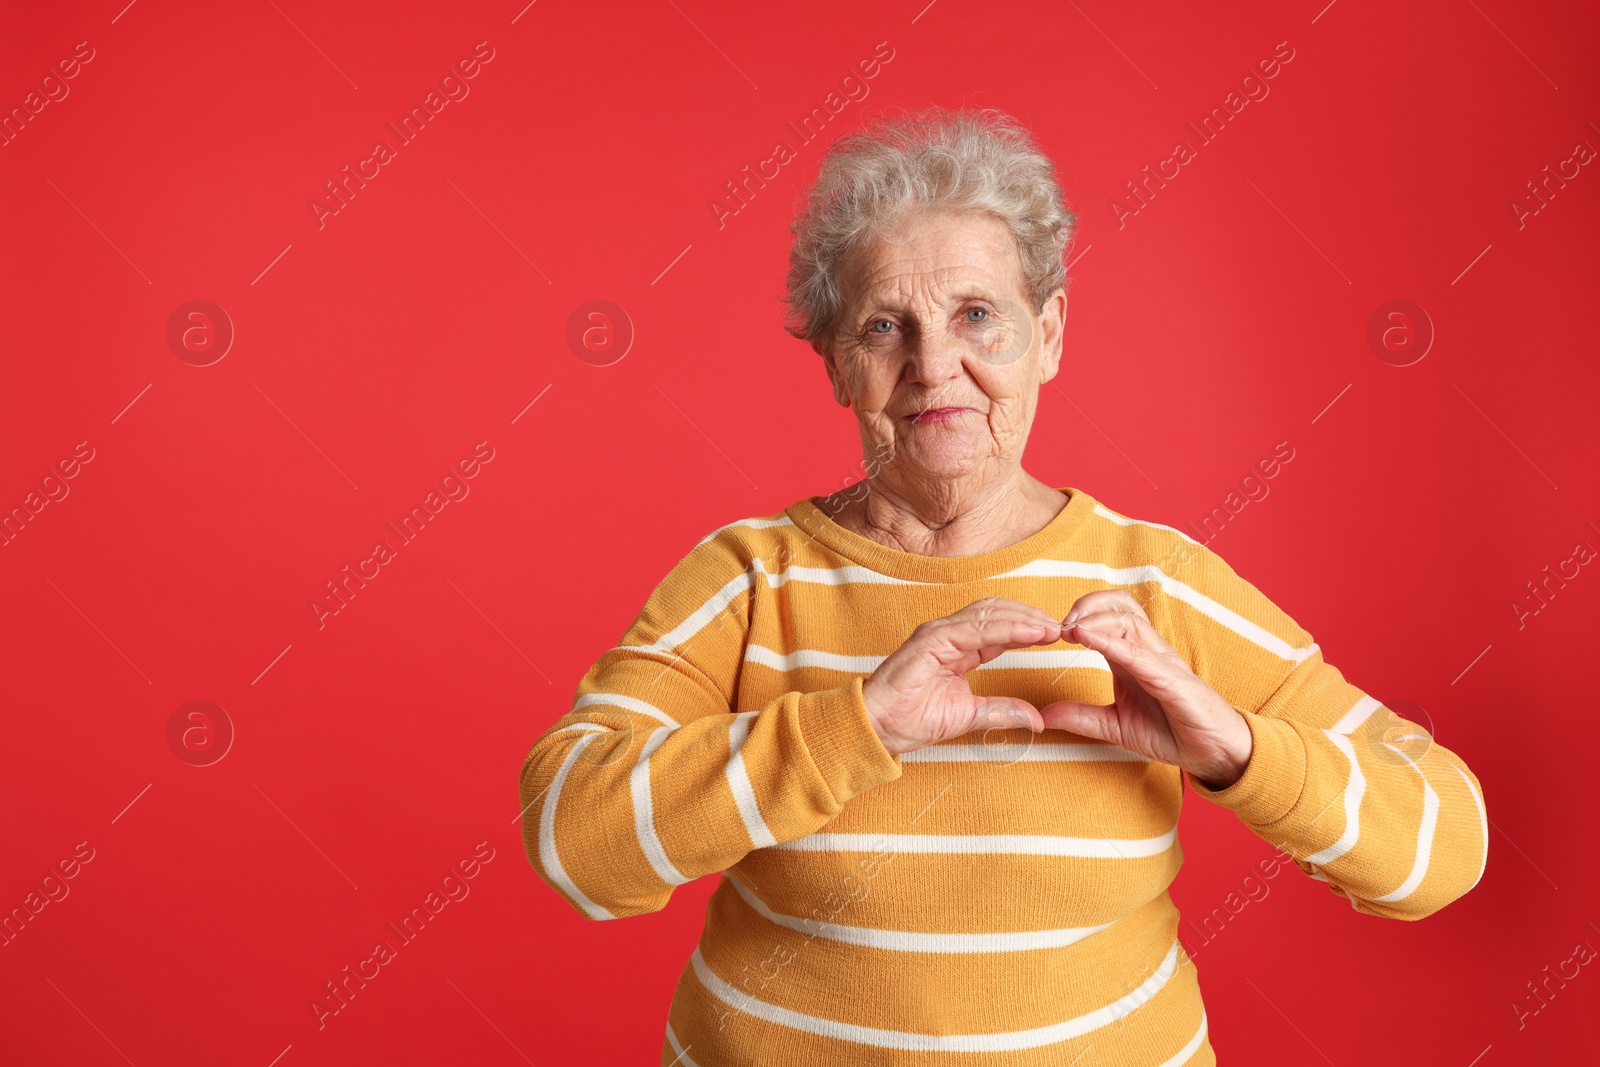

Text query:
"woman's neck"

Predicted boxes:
[[819, 470, 1068, 558]]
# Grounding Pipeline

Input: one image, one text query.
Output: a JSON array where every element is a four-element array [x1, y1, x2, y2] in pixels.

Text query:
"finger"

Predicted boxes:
[[1066, 608, 1167, 649], [1038, 699, 1119, 743], [1064, 615, 1156, 680], [936, 611, 1062, 651], [933, 602, 1050, 635], [1063, 589, 1151, 628], [973, 695, 1043, 734], [1066, 615, 1197, 709], [954, 597, 1064, 631]]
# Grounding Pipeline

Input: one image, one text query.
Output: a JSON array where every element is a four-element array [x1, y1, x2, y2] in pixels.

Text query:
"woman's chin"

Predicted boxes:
[[897, 436, 989, 480]]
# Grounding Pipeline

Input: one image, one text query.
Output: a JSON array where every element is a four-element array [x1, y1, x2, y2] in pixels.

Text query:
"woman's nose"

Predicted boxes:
[[902, 327, 967, 386]]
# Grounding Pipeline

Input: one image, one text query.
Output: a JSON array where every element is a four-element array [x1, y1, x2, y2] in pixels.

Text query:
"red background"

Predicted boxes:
[[2, 1, 1596, 1064]]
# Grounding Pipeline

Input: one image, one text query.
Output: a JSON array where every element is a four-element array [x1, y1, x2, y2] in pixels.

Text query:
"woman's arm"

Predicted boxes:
[[517, 530, 901, 920], [1148, 538, 1488, 921]]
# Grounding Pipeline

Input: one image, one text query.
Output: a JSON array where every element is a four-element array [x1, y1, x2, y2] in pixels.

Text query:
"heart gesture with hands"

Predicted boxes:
[[860, 592, 1254, 789], [861, 597, 1062, 757], [1040, 589, 1254, 789]]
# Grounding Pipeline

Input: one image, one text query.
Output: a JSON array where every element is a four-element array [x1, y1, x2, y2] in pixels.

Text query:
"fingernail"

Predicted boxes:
[[1062, 612, 1079, 627]]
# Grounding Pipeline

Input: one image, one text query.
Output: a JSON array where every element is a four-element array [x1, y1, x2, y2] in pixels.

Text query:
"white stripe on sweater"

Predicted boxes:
[[771, 824, 1177, 859], [571, 691, 680, 728], [726, 712, 776, 849], [996, 559, 1315, 663], [1448, 762, 1489, 891], [757, 556, 1309, 664], [632, 727, 691, 887], [1093, 503, 1204, 546], [1330, 694, 1382, 736], [744, 644, 880, 673], [753, 557, 915, 587], [1159, 1011, 1209, 1067], [688, 939, 1181, 1051], [609, 559, 907, 671], [974, 648, 1111, 672], [539, 732, 615, 920], [694, 515, 794, 547], [903, 742, 1150, 763], [1304, 731, 1365, 867], [724, 870, 1117, 952], [1300, 694, 1392, 869], [621, 548, 1308, 673], [743, 644, 1109, 675], [1368, 741, 1441, 903], [545, 723, 610, 738], [636, 571, 756, 656], [664, 1022, 702, 1066]]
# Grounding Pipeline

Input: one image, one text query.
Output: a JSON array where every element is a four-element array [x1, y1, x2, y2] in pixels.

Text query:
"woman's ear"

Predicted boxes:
[[1038, 289, 1067, 384]]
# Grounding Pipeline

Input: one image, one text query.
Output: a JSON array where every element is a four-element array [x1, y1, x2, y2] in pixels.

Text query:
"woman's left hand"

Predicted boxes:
[[1038, 590, 1254, 788]]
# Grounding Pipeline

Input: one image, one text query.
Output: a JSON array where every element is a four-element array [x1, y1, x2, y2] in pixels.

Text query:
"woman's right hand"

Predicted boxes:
[[861, 597, 1065, 756]]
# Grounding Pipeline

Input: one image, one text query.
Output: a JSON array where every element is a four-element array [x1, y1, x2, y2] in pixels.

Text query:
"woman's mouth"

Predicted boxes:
[[906, 407, 970, 425]]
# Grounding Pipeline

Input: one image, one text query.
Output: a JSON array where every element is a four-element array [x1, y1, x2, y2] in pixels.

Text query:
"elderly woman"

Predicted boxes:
[[519, 107, 1487, 1065]]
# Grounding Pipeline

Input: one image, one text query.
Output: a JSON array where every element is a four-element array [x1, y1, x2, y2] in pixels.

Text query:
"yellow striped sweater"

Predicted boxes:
[[518, 485, 1488, 1065]]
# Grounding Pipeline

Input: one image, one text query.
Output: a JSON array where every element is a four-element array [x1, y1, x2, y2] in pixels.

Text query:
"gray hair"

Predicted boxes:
[[783, 106, 1078, 353]]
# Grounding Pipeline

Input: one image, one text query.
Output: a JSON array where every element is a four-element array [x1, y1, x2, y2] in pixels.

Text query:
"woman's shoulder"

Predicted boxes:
[[1081, 495, 1203, 566], [690, 506, 800, 551], [1079, 491, 1314, 658], [1067, 490, 1283, 617], [1060, 489, 1207, 575], [658, 502, 809, 586]]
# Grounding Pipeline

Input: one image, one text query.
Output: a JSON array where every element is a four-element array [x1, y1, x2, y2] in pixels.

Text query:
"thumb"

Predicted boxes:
[[973, 696, 1043, 734], [1039, 699, 1118, 742]]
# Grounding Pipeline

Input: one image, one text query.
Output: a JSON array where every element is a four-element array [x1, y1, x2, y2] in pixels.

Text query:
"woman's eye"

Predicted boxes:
[[964, 307, 989, 323], [869, 321, 894, 334]]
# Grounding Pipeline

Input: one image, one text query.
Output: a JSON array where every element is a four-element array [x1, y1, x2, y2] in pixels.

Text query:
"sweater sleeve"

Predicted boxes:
[[1147, 536, 1488, 921], [517, 527, 903, 920]]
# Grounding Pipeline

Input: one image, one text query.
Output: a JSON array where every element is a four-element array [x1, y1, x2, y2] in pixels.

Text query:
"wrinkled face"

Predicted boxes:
[[821, 209, 1066, 486]]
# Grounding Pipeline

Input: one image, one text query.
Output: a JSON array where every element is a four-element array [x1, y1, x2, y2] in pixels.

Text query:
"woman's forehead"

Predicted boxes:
[[842, 215, 1025, 304]]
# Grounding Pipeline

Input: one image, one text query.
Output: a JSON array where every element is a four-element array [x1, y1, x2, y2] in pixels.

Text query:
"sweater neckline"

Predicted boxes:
[[784, 485, 1097, 584]]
